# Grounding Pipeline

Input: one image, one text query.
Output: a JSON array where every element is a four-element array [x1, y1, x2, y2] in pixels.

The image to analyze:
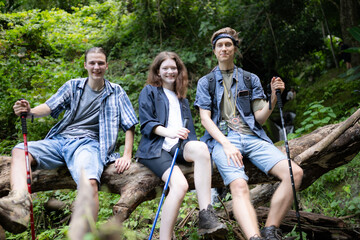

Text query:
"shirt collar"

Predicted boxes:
[[214, 65, 238, 83]]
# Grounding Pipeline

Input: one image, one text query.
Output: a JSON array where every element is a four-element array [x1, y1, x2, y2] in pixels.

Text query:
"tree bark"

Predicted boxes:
[[256, 207, 359, 240], [0, 114, 359, 223]]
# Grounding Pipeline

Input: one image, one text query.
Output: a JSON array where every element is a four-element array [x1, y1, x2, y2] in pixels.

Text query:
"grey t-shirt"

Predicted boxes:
[[60, 83, 104, 140]]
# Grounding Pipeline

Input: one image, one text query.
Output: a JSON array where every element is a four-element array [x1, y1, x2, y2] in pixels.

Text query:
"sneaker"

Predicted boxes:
[[250, 235, 265, 240], [0, 191, 31, 234], [260, 225, 283, 240], [198, 204, 227, 236]]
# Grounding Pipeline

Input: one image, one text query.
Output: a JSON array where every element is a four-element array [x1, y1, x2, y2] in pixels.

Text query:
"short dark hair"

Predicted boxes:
[[85, 47, 107, 62]]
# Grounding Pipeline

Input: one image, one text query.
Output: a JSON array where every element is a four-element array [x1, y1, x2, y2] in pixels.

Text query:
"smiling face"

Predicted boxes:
[[84, 52, 108, 83], [213, 38, 235, 64], [158, 58, 178, 90]]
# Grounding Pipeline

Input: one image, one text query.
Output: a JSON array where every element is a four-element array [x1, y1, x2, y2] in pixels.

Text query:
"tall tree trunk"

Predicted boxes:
[[340, 0, 360, 66], [320, 1, 339, 68]]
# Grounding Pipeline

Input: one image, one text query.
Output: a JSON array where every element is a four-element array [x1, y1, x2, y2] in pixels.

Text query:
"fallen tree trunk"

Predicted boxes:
[[256, 207, 360, 240], [0, 110, 359, 223]]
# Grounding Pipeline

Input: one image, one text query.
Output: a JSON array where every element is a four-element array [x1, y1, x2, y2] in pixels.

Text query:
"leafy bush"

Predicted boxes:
[[301, 154, 360, 218], [1, 1, 359, 239], [293, 100, 336, 136]]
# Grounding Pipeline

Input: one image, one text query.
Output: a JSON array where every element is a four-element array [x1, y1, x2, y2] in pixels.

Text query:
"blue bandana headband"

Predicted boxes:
[[212, 33, 239, 49]]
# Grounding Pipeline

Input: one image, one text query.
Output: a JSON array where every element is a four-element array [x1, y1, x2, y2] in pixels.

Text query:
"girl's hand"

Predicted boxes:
[[167, 127, 190, 139]]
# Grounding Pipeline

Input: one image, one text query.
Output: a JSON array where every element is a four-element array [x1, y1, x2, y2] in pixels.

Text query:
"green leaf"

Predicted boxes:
[[349, 26, 360, 42], [329, 112, 337, 118]]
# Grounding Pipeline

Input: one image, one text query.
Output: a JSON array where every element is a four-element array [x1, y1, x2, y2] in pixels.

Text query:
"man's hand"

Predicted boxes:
[[114, 156, 131, 174], [223, 141, 243, 167], [13, 99, 31, 116], [270, 76, 285, 96]]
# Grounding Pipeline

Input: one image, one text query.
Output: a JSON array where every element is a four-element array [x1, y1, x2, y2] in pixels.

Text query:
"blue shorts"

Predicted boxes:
[[212, 130, 286, 186], [13, 135, 104, 186]]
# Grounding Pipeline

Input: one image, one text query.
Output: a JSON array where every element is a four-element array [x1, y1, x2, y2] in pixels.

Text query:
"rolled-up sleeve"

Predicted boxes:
[[118, 90, 138, 132], [45, 81, 72, 119], [138, 86, 162, 138], [194, 76, 212, 110], [251, 74, 266, 101]]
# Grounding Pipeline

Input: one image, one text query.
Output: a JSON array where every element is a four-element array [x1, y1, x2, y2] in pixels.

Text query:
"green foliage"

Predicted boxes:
[[1, 0, 360, 239], [0, 0, 104, 13], [284, 225, 308, 240], [290, 66, 360, 138], [0, 1, 123, 147], [292, 100, 336, 136], [301, 154, 360, 218], [347, 26, 360, 53], [6, 190, 73, 239]]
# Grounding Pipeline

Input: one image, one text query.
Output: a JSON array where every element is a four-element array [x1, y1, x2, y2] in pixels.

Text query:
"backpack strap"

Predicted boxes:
[[205, 68, 253, 108], [205, 71, 216, 109], [242, 69, 252, 97]]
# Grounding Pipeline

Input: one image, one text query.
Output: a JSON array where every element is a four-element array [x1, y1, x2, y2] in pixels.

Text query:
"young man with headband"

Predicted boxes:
[[195, 27, 303, 240]]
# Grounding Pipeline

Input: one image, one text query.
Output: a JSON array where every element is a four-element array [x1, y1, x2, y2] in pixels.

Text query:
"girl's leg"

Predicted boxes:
[[183, 141, 226, 235], [183, 141, 212, 210], [159, 166, 188, 240]]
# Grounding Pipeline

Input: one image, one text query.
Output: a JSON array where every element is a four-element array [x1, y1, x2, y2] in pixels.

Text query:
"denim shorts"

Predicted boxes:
[[13, 135, 104, 186], [212, 130, 286, 186]]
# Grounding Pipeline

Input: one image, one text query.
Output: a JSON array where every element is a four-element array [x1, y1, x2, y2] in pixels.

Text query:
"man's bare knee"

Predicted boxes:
[[12, 148, 35, 164], [230, 179, 249, 197], [293, 166, 303, 189]]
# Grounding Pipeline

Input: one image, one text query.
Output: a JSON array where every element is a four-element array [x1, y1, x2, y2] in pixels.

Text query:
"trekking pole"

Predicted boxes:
[[20, 108, 36, 240], [275, 89, 303, 240], [148, 118, 189, 240]]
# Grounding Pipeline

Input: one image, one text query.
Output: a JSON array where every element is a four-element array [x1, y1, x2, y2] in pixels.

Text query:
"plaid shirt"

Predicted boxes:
[[45, 78, 138, 164]]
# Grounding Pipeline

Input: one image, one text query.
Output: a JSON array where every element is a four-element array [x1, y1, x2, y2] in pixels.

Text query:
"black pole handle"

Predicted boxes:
[[179, 118, 189, 148], [276, 89, 283, 108], [183, 118, 189, 129], [18, 98, 28, 134], [20, 113, 27, 134]]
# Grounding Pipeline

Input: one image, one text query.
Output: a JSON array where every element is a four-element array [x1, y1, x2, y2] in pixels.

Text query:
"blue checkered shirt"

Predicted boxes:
[[45, 78, 138, 164]]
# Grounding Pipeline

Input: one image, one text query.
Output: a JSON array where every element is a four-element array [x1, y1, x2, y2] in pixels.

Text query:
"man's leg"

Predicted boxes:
[[266, 160, 303, 227], [230, 178, 261, 239], [89, 179, 99, 220], [66, 138, 104, 222], [10, 148, 35, 192], [211, 132, 262, 239], [0, 148, 35, 233], [346, 62, 352, 69]]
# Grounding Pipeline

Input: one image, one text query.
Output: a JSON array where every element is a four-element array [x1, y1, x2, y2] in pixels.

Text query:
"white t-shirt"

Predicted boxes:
[[162, 88, 182, 152]]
